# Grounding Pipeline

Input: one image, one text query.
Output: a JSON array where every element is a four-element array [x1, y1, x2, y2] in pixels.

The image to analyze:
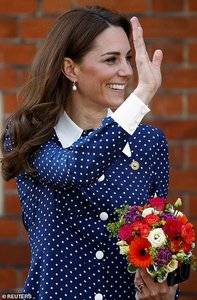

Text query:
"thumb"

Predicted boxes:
[[152, 49, 163, 67]]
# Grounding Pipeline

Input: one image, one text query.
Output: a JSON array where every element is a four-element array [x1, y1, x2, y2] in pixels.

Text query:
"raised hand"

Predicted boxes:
[[130, 16, 163, 105]]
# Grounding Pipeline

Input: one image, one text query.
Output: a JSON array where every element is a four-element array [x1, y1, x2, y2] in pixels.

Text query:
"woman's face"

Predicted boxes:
[[76, 25, 133, 110]]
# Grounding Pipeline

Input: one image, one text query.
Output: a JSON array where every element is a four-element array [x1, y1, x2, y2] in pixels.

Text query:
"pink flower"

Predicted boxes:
[[118, 224, 133, 243], [149, 197, 166, 211]]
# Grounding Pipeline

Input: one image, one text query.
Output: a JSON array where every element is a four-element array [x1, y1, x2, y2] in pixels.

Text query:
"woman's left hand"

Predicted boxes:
[[134, 269, 178, 300]]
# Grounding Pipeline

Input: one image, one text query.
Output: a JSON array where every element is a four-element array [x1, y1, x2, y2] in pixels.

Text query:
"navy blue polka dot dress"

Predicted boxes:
[[5, 95, 179, 299]]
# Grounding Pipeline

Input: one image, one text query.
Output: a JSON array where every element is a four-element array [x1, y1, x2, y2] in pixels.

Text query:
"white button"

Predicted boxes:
[[98, 174, 105, 182], [95, 293, 103, 300], [100, 212, 108, 221], [95, 250, 104, 260]]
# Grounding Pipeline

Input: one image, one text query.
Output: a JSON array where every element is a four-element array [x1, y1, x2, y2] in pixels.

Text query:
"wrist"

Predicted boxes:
[[133, 85, 155, 105]]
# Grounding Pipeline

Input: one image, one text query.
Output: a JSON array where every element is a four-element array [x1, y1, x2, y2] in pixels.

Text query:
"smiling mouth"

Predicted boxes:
[[107, 83, 126, 91]]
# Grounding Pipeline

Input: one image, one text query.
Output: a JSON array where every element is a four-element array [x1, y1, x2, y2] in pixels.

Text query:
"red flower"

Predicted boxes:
[[144, 214, 160, 226], [183, 242, 191, 253], [181, 223, 195, 245], [177, 214, 188, 225], [128, 237, 152, 268], [163, 219, 182, 239], [149, 197, 166, 211], [131, 220, 151, 238], [118, 224, 133, 243], [170, 238, 183, 252]]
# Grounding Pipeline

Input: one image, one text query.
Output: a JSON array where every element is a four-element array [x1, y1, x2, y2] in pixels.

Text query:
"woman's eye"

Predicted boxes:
[[105, 57, 117, 64]]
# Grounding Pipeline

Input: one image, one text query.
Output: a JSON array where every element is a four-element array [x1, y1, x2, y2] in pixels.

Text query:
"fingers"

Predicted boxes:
[[134, 270, 152, 299], [139, 270, 161, 299], [130, 16, 149, 61], [152, 49, 163, 67]]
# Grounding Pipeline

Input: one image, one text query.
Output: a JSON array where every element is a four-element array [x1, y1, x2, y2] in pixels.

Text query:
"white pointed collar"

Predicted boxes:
[[54, 109, 113, 148]]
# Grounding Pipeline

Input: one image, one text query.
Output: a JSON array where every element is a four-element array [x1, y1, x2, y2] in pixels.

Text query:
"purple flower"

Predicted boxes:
[[163, 213, 176, 221], [124, 206, 142, 223], [156, 248, 172, 266]]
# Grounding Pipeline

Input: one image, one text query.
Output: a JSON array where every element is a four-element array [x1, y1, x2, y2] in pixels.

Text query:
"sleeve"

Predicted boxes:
[[175, 287, 180, 299], [111, 93, 150, 135], [150, 129, 169, 198], [30, 117, 130, 187]]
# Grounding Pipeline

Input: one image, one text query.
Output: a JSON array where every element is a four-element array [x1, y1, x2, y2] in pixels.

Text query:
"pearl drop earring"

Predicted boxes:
[[72, 81, 77, 91]]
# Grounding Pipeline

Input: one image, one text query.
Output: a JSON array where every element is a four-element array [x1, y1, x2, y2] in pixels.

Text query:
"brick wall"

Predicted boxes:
[[0, 0, 196, 298]]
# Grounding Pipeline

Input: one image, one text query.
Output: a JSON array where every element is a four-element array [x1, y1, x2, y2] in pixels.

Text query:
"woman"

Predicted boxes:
[[1, 6, 179, 300]]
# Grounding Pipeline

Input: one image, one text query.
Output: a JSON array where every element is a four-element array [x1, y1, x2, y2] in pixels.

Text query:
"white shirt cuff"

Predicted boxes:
[[111, 93, 150, 135]]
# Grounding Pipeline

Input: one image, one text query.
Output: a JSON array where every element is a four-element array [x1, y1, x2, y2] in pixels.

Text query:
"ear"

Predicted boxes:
[[62, 57, 79, 82]]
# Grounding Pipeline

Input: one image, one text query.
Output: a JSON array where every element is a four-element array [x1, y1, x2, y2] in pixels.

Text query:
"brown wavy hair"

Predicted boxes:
[[0, 6, 131, 181]]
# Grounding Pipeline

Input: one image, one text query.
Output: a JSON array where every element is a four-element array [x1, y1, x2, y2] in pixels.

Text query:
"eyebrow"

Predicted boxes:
[[101, 49, 132, 56]]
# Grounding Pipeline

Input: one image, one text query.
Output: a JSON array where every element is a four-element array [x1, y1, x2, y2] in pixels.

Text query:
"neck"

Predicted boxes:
[[64, 94, 108, 130]]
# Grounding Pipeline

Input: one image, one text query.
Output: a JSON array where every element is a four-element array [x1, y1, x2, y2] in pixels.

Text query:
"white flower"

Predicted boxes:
[[142, 207, 155, 217], [166, 259, 178, 273], [147, 228, 167, 248], [116, 240, 129, 255]]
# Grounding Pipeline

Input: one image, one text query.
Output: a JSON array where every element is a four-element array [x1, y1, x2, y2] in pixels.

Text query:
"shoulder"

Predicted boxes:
[[135, 123, 167, 142]]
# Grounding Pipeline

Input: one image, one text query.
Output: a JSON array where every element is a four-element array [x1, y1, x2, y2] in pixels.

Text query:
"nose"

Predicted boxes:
[[118, 60, 133, 77]]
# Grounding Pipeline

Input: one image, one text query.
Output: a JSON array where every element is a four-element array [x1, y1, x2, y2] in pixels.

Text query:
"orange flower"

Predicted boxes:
[[128, 237, 152, 268], [181, 223, 195, 245]]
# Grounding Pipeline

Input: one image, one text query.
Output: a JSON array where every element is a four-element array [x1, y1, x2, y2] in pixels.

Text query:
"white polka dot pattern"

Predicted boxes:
[[4, 116, 180, 299]]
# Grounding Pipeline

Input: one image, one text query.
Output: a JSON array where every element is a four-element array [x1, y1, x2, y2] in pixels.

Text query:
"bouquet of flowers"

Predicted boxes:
[[107, 196, 196, 285]]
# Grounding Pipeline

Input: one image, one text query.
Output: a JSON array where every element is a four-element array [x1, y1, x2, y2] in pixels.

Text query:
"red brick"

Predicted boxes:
[[4, 93, 20, 114], [19, 18, 54, 38], [0, 243, 30, 266], [0, 19, 17, 38], [169, 144, 184, 168], [170, 170, 197, 191], [180, 296, 197, 300], [188, 44, 197, 63], [43, 0, 148, 13], [181, 269, 197, 293], [0, 0, 36, 14], [188, 0, 197, 10], [0, 68, 17, 89], [19, 221, 29, 242], [0, 269, 17, 289], [188, 94, 197, 114], [151, 95, 183, 116], [141, 17, 197, 39], [188, 145, 197, 167], [18, 267, 29, 287], [17, 69, 29, 87], [0, 44, 36, 65], [188, 195, 197, 217], [152, 0, 184, 11], [150, 120, 197, 140], [163, 68, 197, 89], [0, 218, 19, 238], [5, 179, 17, 190], [4, 195, 21, 215], [149, 43, 183, 64]]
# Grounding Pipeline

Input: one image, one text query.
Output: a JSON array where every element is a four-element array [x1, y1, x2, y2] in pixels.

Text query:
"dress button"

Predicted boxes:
[[130, 160, 140, 170], [95, 293, 103, 300], [95, 250, 104, 260], [100, 212, 108, 221]]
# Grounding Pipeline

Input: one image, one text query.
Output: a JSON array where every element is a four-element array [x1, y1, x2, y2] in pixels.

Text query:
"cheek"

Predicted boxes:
[[81, 64, 115, 85]]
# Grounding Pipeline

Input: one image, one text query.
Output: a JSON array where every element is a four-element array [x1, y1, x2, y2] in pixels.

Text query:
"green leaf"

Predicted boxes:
[[127, 264, 137, 274]]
